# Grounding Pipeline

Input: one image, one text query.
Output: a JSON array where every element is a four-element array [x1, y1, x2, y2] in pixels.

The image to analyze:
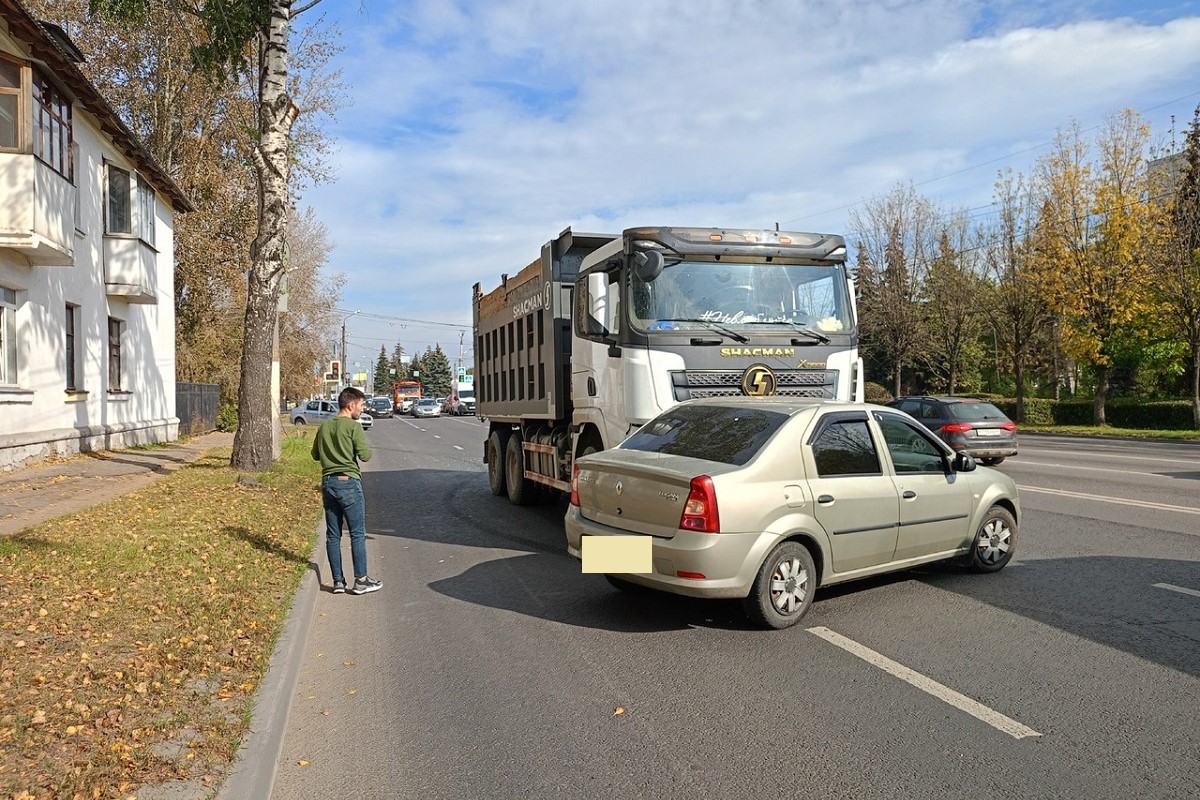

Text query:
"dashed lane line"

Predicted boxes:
[[1153, 583, 1200, 599], [807, 626, 1042, 740], [1016, 485, 1200, 519]]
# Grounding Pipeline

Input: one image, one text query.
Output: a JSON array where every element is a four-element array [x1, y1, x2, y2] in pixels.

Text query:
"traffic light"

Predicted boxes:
[[330, 360, 341, 379]]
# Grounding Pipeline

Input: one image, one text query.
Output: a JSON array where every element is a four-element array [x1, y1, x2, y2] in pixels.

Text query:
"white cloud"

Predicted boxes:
[[300, 0, 1200, 364]]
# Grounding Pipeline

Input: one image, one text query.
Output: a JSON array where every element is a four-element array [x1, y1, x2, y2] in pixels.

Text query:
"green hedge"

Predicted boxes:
[[994, 397, 1197, 429], [992, 398, 1055, 425]]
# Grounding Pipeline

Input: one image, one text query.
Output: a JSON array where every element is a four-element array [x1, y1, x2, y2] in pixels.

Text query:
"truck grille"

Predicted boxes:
[[672, 369, 838, 400]]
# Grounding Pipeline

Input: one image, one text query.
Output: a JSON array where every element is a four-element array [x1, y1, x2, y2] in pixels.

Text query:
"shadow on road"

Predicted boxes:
[[360, 467, 1200, 667], [920, 555, 1200, 680]]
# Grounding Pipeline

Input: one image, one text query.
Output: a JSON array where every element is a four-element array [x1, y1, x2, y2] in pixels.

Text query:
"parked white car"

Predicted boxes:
[[290, 399, 372, 429]]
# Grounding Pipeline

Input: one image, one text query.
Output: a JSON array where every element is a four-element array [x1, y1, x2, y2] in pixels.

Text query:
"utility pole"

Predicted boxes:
[[458, 330, 465, 373], [339, 310, 359, 388]]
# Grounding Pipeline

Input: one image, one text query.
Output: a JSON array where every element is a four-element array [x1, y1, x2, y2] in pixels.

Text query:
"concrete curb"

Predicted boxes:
[[217, 522, 323, 800]]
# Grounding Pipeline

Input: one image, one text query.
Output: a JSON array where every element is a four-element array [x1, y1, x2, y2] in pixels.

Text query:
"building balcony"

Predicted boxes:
[[0, 153, 76, 266], [104, 235, 158, 304]]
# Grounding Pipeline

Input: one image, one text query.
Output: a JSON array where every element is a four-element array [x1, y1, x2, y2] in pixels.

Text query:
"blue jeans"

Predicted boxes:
[[322, 476, 368, 584]]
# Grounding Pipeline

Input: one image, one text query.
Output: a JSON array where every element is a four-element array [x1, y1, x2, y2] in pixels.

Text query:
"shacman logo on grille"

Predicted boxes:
[[740, 364, 777, 397]]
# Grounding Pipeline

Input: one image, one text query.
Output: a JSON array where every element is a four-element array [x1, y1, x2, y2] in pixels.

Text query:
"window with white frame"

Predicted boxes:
[[33, 70, 72, 179], [107, 316, 123, 391], [137, 175, 156, 247], [65, 304, 79, 391], [0, 56, 20, 151], [1, 287, 17, 386], [106, 164, 132, 235]]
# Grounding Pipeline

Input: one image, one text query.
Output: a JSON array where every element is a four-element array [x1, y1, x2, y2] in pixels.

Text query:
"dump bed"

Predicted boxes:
[[473, 229, 616, 422]]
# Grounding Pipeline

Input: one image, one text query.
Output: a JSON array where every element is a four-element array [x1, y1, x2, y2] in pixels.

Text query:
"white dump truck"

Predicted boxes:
[[473, 226, 862, 505]]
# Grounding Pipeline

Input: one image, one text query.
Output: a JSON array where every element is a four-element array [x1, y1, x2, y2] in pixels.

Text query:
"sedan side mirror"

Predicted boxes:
[[953, 452, 976, 472]]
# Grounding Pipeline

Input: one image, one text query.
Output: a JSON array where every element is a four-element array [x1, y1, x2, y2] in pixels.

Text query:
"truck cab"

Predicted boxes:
[[570, 226, 861, 455]]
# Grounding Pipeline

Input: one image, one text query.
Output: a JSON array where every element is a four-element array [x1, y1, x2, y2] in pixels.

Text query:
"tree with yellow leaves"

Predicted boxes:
[[1033, 110, 1154, 425]]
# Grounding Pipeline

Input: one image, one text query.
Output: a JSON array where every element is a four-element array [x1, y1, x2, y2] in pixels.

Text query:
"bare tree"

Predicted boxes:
[[851, 183, 942, 395], [921, 214, 986, 394], [981, 169, 1058, 420]]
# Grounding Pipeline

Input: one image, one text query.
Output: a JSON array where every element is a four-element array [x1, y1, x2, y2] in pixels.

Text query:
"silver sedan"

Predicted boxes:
[[565, 398, 1019, 629]]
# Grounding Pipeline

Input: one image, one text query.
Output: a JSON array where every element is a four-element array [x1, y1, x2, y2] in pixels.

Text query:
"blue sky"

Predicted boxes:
[[296, 0, 1200, 374]]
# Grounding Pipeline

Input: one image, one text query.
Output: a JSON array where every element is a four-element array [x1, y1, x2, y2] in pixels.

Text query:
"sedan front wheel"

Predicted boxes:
[[969, 506, 1016, 573]]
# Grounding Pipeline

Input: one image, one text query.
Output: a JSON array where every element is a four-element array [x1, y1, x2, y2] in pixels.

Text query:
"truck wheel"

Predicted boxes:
[[487, 431, 508, 497], [505, 434, 535, 506]]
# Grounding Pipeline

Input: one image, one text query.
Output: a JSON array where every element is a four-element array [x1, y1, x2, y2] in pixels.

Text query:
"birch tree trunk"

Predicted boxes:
[[231, 0, 298, 471]]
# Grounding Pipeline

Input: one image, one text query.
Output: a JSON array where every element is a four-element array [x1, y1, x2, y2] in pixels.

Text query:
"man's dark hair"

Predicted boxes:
[[338, 386, 366, 409]]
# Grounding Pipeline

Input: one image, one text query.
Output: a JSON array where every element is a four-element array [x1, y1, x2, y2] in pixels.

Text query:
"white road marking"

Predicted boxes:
[[1017, 449, 1192, 465], [1012, 458, 1174, 478], [1016, 485, 1200, 518], [453, 445, 463, 451], [1153, 582, 1200, 599], [807, 626, 1042, 740], [434, 435, 441, 439]]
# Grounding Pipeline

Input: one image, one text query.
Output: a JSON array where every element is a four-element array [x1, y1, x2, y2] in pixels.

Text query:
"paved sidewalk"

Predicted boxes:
[[0, 431, 235, 537]]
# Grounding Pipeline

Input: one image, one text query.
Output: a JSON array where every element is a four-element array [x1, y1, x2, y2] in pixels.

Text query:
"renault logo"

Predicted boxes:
[[741, 363, 777, 397], [615, 481, 623, 495]]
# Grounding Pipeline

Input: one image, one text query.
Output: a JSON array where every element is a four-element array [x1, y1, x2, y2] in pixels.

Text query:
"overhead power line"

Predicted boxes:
[[335, 309, 470, 330]]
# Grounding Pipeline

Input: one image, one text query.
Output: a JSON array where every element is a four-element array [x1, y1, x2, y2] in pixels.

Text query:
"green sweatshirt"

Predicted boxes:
[[311, 415, 372, 479]]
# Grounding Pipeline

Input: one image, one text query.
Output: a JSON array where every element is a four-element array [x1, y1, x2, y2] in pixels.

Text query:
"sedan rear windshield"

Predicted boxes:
[[620, 405, 789, 466], [949, 402, 1009, 422]]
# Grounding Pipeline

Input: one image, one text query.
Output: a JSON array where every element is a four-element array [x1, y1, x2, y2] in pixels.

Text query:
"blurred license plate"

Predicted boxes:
[[976, 429, 1004, 437]]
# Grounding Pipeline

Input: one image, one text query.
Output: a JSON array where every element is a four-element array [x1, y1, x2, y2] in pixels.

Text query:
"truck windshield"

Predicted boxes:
[[629, 259, 853, 334]]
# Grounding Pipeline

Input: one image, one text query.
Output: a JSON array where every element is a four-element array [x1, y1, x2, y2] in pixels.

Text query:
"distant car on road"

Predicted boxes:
[[291, 399, 372, 430], [887, 396, 1017, 465], [412, 398, 442, 418], [366, 397, 394, 418], [565, 398, 1019, 629]]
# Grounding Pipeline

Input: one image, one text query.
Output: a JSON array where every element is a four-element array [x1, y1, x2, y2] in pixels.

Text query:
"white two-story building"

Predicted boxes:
[[0, 0, 191, 471]]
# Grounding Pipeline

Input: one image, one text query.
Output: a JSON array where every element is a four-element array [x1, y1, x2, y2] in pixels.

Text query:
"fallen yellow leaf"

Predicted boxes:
[[614, 706, 626, 716], [298, 759, 310, 767]]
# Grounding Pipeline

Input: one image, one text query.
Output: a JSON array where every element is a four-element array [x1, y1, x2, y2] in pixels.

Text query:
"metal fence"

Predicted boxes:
[[176, 382, 220, 435]]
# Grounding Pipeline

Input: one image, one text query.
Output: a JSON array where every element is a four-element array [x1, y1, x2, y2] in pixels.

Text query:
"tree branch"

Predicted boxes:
[[292, 0, 325, 16]]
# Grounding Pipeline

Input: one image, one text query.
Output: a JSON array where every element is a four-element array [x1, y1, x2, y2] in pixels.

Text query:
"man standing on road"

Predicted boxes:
[[311, 386, 382, 595]]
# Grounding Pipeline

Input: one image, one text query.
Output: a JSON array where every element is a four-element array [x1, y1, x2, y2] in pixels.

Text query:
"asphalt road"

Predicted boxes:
[[271, 421, 1200, 800]]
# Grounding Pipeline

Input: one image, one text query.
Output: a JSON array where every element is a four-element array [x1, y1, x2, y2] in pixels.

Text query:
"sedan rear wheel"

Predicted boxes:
[[292, 418, 305, 426], [743, 541, 816, 629], [969, 506, 1016, 573]]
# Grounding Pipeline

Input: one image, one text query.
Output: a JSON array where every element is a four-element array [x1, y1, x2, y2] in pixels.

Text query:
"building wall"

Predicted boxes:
[[0, 37, 178, 471]]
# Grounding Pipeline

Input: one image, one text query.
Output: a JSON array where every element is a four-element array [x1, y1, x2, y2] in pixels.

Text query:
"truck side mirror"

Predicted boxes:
[[633, 250, 665, 282]]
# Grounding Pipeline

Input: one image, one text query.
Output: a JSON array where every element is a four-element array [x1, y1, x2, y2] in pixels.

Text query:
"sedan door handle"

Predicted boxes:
[[817, 494, 834, 504], [902, 490, 916, 499]]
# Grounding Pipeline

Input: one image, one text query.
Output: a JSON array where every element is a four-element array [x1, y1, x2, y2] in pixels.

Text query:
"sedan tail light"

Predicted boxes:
[[940, 422, 973, 433], [679, 475, 720, 533], [1000, 421, 1017, 431], [570, 461, 580, 507]]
